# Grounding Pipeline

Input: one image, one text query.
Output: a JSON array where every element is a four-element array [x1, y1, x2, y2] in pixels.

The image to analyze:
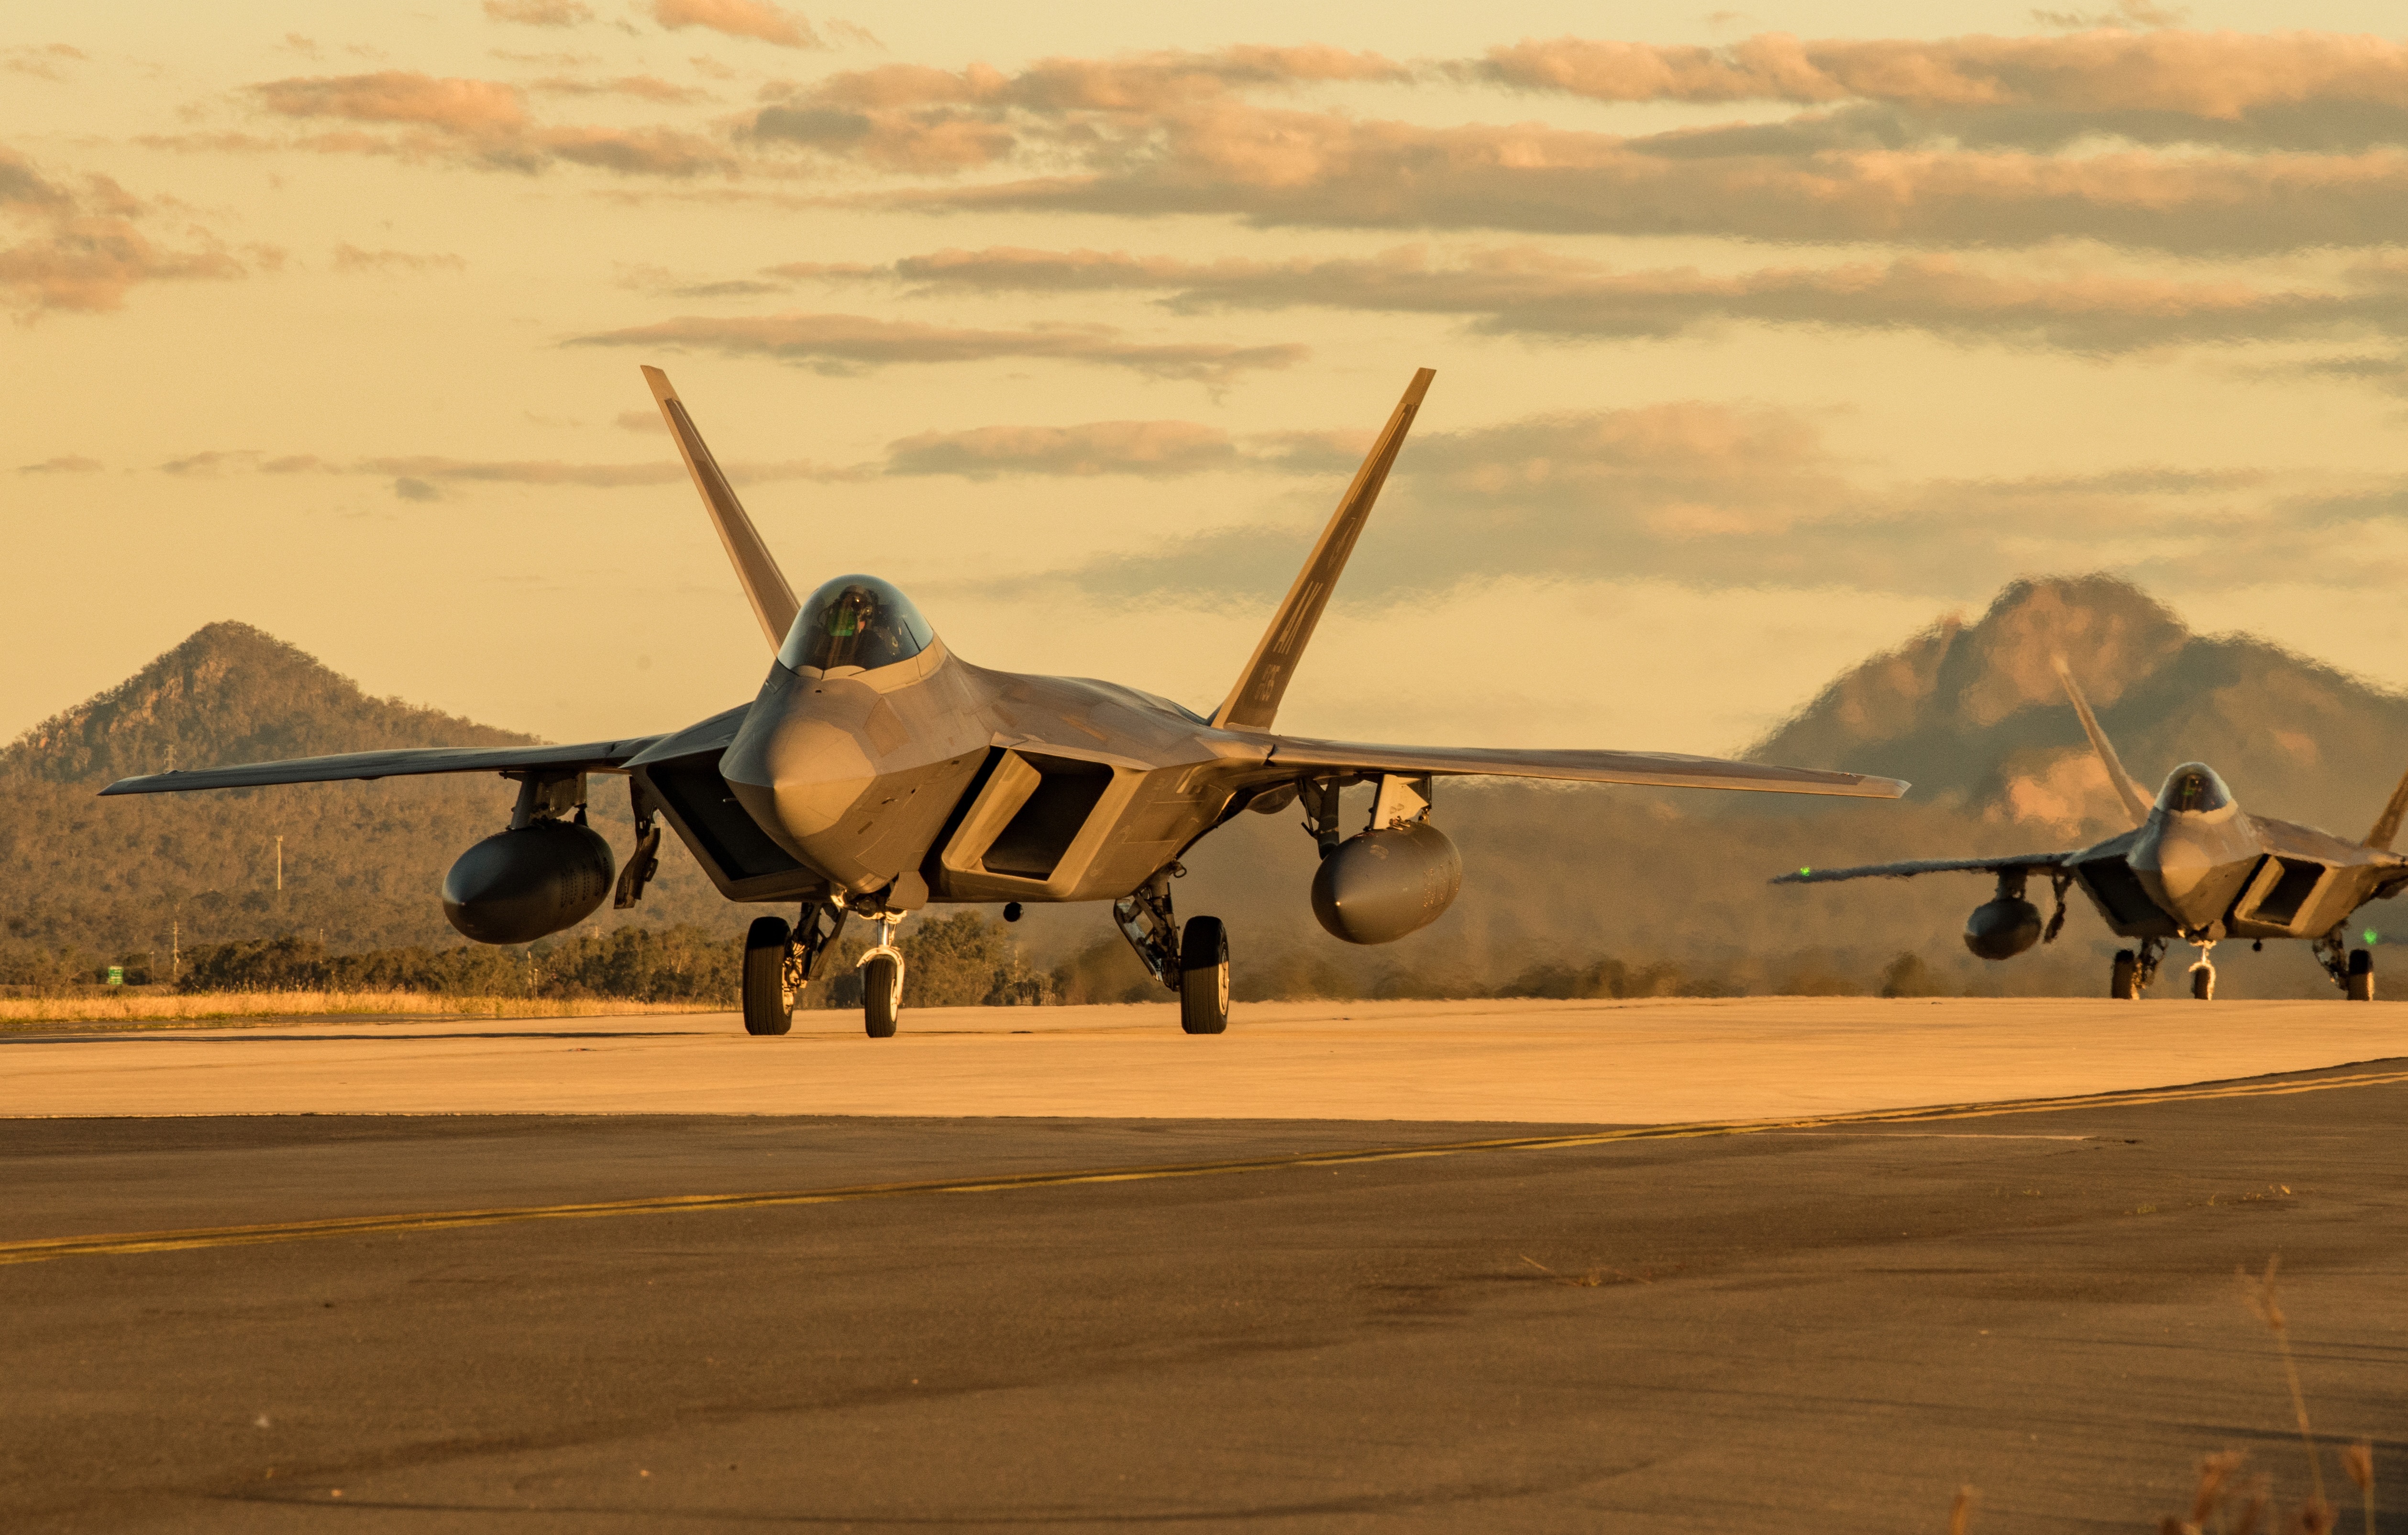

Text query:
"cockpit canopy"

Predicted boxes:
[[2155, 762, 2232, 815], [779, 575, 936, 674]]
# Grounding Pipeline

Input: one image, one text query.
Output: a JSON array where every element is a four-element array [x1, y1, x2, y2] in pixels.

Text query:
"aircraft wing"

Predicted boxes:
[[1264, 736, 1908, 798], [98, 737, 660, 796], [1772, 852, 2077, 885]]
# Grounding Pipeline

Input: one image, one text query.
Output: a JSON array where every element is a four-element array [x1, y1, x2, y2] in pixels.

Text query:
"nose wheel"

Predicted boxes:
[[857, 909, 905, 1038], [2187, 939, 2217, 1001]]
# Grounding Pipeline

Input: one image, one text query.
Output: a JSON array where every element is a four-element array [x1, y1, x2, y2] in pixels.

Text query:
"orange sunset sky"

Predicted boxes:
[[10, 0, 2408, 757]]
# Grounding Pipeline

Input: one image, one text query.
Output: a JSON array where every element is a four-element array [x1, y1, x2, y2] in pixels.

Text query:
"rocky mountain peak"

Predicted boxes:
[[0, 621, 529, 785]]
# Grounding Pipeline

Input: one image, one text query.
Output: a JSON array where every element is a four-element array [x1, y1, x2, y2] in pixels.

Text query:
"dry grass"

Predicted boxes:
[[0, 990, 719, 1026]]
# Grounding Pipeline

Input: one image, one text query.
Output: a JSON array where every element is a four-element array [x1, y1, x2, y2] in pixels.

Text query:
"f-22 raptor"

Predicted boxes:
[[1776, 659, 2408, 1000], [106, 368, 1906, 1036]]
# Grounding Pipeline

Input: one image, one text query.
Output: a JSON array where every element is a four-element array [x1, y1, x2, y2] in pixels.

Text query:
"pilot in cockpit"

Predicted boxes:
[[781, 574, 937, 674]]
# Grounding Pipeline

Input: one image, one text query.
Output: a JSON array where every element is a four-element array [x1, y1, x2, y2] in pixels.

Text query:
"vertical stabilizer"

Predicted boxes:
[[2052, 655, 2152, 828], [1212, 368, 1435, 732], [2364, 764, 2408, 849], [643, 366, 799, 651]]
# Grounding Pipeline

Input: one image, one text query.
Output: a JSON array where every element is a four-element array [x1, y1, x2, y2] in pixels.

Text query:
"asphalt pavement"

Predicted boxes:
[[5, 1066, 2405, 1532]]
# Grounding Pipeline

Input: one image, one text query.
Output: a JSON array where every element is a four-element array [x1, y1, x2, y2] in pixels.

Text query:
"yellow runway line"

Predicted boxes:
[[6, 1063, 2403, 1268]]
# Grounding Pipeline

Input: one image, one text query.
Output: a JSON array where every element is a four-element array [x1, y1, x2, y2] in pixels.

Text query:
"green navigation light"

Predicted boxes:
[[2364, 929, 2381, 946]]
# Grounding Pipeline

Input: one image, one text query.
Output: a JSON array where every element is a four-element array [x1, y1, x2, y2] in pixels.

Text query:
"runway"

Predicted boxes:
[[5, 1000, 2404, 1531], [8, 994, 2408, 1121]]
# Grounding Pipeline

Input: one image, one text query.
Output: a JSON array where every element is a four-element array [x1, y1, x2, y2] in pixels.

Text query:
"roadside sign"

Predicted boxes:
[[106, 966, 124, 986]]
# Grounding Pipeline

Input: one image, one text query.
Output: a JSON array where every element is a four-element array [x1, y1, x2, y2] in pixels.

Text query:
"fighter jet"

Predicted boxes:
[[1774, 658, 2408, 1000], [103, 367, 1906, 1036]]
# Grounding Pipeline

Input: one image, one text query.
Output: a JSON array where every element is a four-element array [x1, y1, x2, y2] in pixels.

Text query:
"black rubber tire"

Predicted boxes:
[[741, 916, 795, 1037], [862, 953, 901, 1038], [2348, 948, 2375, 1002], [1179, 916, 1230, 1036], [2190, 963, 2215, 1001], [2110, 950, 2139, 1000]]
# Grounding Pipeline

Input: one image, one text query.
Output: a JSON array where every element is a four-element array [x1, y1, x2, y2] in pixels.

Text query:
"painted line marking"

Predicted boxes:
[[4, 1065, 2401, 1267]]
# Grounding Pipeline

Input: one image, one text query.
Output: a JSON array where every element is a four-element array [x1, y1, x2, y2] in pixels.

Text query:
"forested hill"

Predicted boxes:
[[0, 624, 738, 970], [3, 622, 534, 783], [1747, 576, 2408, 842]]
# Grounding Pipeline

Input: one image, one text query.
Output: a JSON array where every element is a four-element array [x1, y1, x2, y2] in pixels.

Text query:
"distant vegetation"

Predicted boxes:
[[10, 584, 2408, 1004]]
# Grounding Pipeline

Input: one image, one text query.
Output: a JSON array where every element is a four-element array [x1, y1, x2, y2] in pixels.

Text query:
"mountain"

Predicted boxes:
[[3, 622, 531, 784], [10, 583, 2408, 999], [0, 624, 740, 976], [1750, 575, 2408, 841]]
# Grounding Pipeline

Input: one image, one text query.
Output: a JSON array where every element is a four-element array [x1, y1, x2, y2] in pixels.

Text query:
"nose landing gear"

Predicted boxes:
[[857, 909, 905, 1038], [2187, 939, 2217, 1001]]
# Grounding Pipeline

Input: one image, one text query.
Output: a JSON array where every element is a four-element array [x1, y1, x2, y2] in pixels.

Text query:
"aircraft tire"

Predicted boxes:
[[741, 916, 796, 1037], [1178, 916, 1230, 1035], [2189, 963, 2215, 1001], [2110, 950, 2139, 1000], [2348, 948, 2375, 1002], [863, 953, 901, 1038]]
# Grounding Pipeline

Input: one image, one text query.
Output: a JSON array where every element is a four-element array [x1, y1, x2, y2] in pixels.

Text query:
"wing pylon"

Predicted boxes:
[[1211, 368, 1434, 732], [644, 366, 799, 652]]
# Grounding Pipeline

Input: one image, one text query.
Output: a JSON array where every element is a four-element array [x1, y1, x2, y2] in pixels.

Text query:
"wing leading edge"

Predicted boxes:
[[99, 737, 660, 796], [1772, 853, 2077, 885], [1265, 735, 1909, 798]]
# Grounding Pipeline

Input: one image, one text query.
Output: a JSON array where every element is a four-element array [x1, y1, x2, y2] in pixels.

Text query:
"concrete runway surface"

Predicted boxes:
[[8, 995, 2408, 1120], [4, 999, 2404, 1532]]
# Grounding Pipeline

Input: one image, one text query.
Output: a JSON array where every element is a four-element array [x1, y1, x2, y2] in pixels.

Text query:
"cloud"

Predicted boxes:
[[17, 455, 100, 474], [1475, 30, 2408, 117], [567, 311, 1307, 382], [530, 74, 709, 103], [330, 244, 466, 274], [0, 145, 249, 318], [1028, 401, 2347, 605], [244, 70, 736, 177], [730, 40, 2408, 253], [154, 449, 868, 487], [648, 0, 821, 49], [791, 241, 2408, 357], [484, 0, 594, 23], [5, 44, 85, 81], [254, 71, 529, 135], [884, 420, 1238, 478], [392, 475, 442, 501]]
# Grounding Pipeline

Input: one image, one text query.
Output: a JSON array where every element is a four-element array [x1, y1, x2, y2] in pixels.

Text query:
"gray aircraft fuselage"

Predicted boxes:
[[686, 635, 1280, 908], [2064, 762, 2405, 943]]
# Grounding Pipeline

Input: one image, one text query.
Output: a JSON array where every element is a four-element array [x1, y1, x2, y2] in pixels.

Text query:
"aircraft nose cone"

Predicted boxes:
[[2132, 819, 2257, 933], [723, 705, 876, 847]]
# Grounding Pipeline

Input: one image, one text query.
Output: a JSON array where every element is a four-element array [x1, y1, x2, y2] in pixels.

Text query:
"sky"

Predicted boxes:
[[12, 0, 2408, 760]]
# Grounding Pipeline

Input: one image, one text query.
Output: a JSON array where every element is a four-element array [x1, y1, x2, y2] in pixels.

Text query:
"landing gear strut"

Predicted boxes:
[[2110, 937, 2167, 999], [1114, 865, 1230, 1035], [2312, 932, 2376, 1001], [740, 898, 848, 1036]]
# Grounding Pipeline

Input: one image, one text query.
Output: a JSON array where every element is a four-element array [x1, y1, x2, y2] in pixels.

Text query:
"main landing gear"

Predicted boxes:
[[740, 899, 848, 1036], [1114, 866, 1230, 1035], [2110, 938, 2166, 1000], [2313, 932, 2377, 1001]]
